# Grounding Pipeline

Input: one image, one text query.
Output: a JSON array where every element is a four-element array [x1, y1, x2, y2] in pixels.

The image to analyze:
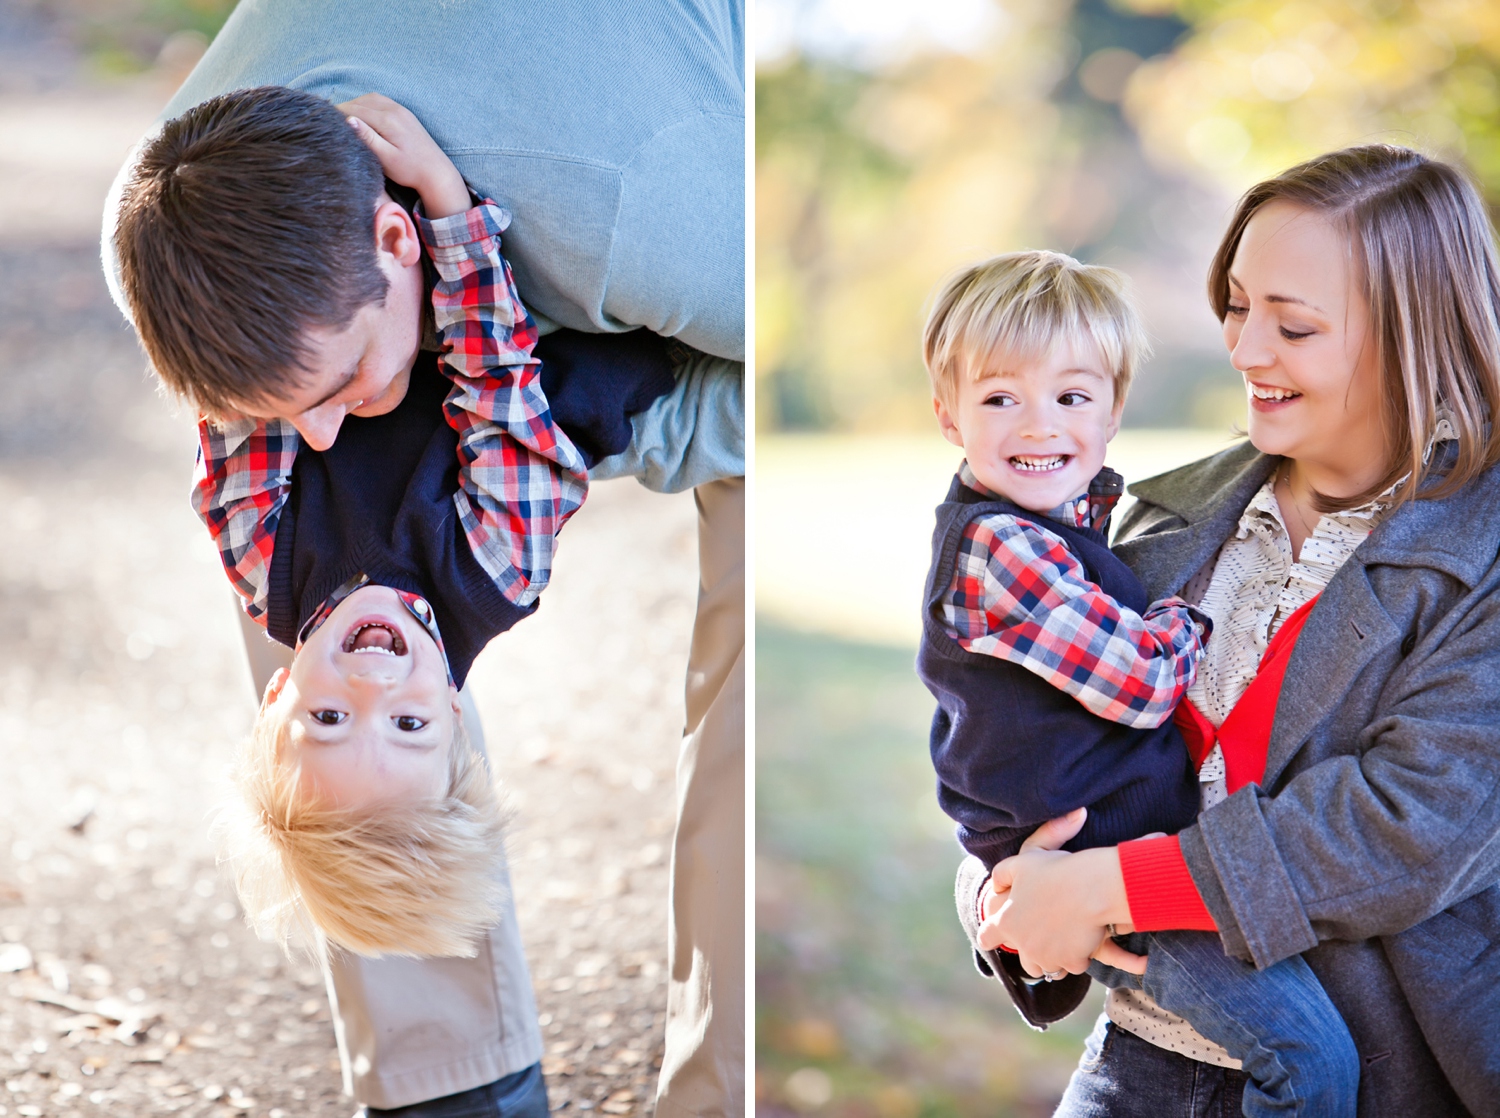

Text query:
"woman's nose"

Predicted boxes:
[[1228, 314, 1274, 374]]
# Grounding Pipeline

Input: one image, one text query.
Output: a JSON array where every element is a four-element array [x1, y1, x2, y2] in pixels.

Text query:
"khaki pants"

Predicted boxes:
[[234, 477, 745, 1113], [657, 477, 745, 1118]]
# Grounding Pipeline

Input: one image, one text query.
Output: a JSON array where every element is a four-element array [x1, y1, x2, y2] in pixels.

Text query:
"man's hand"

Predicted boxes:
[[338, 93, 471, 220]]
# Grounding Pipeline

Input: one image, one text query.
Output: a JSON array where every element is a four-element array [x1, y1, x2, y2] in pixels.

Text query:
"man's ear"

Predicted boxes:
[[262, 666, 291, 711], [373, 200, 422, 269], [934, 395, 965, 449]]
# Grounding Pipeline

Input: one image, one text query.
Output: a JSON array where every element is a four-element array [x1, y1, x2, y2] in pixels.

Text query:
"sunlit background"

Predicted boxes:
[[755, 1, 1500, 1114]]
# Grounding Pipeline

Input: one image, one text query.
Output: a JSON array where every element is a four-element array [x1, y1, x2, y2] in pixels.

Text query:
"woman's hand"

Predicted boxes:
[[977, 808, 1147, 977], [337, 93, 471, 220]]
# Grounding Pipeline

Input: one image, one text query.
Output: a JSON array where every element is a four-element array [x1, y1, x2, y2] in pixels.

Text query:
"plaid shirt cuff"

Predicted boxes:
[[416, 198, 511, 253]]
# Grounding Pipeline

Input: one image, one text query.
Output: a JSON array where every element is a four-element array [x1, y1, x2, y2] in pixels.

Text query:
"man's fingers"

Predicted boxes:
[[1019, 807, 1088, 853], [1092, 939, 1147, 975]]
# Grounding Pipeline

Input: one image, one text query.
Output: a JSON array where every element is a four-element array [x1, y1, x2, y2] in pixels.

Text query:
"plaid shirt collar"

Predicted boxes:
[[295, 573, 455, 686], [957, 460, 1091, 528]]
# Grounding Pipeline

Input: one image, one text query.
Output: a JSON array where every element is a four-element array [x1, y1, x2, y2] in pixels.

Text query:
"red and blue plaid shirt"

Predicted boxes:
[[192, 200, 588, 625], [940, 461, 1207, 729]]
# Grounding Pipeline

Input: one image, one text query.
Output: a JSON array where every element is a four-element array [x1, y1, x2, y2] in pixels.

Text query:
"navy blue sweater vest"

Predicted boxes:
[[916, 474, 1200, 870], [266, 328, 675, 688]]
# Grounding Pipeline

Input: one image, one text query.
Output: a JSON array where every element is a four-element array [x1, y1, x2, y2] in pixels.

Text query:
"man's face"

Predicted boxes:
[[262, 584, 459, 810], [233, 198, 425, 451]]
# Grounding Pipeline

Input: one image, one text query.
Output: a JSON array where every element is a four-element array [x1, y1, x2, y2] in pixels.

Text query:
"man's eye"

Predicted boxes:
[[393, 715, 428, 732], [1058, 392, 1090, 406], [312, 710, 347, 726]]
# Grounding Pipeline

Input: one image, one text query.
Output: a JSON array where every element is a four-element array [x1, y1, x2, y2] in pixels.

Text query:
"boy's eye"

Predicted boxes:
[[982, 393, 1015, 407], [312, 710, 347, 725], [1058, 392, 1090, 407], [392, 715, 428, 732]]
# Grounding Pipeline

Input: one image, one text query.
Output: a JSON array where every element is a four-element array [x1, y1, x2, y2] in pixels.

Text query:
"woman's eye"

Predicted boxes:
[[1225, 304, 1248, 318], [393, 715, 428, 732], [1280, 327, 1314, 341], [312, 710, 347, 726], [1058, 392, 1090, 406]]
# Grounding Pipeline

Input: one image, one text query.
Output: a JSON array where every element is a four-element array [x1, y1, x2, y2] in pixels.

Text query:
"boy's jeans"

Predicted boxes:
[[1090, 931, 1358, 1118]]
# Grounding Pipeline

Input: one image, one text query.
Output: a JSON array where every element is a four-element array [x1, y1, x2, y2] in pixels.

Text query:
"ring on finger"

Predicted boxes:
[[1042, 968, 1066, 982]]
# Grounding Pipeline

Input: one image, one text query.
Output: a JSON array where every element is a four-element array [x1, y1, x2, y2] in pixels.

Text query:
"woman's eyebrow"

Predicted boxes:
[[1227, 272, 1326, 314]]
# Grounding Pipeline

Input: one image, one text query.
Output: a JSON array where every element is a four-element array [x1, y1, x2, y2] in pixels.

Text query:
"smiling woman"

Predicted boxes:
[[961, 145, 1500, 1117]]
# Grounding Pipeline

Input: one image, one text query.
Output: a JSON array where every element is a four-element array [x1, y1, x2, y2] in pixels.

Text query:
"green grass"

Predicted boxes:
[[756, 620, 1103, 1117]]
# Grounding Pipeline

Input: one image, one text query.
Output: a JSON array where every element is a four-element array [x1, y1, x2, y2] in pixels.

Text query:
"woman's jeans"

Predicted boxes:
[[1085, 931, 1358, 1118], [1056, 1015, 1250, 1118]]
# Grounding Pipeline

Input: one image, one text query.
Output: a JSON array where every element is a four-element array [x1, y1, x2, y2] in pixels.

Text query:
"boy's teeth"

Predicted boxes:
[[1251, 385, 1301, 401], [1011, 455, 1066, 472], [346, 623, 405, 655]]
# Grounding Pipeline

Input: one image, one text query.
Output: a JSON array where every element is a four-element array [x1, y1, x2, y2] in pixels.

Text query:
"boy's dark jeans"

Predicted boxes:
[[365, 1063, 548, 1118], [1088, 932, 1358, 1118]]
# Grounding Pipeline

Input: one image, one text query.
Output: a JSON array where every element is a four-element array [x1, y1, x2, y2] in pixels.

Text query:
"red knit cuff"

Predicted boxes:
[[1119, 835, 1218, 932]]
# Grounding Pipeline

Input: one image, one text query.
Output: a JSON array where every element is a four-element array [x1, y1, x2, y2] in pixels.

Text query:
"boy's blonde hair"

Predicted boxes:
[[922, 250, 1150, 408], [218, 704, 508, 958]]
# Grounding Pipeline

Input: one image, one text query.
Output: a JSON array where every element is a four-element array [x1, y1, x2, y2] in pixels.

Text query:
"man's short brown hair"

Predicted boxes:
[[114, 85, 389, 416]]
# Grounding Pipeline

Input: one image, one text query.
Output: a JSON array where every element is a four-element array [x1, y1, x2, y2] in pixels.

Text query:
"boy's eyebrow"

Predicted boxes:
[[1226, 272, 1325, 314]]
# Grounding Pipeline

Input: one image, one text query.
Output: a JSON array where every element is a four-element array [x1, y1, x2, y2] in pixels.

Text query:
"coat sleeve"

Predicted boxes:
[[1179, 568, 1500, 969]]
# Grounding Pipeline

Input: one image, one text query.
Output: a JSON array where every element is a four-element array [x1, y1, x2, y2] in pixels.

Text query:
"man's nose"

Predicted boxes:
[[292, 407, 347, 452]]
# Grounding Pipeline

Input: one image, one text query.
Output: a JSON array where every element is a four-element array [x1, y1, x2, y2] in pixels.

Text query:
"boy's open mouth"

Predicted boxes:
[[1010, 454, 1069, 473], [342, 620, 408, 656]]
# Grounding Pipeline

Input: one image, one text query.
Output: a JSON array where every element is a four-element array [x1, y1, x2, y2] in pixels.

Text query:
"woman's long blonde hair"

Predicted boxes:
[[1208, 144, 1500, 510]]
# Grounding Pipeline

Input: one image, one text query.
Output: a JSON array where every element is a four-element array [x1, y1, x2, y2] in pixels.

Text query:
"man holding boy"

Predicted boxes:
[[101, 2, 745, 1115]]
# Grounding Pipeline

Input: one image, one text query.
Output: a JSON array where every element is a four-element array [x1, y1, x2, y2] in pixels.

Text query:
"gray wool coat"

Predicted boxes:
[[955, 440, 1500, 1118]]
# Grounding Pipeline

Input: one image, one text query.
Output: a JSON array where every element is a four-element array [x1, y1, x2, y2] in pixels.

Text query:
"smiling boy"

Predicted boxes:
[[916, 250, 1363, 1118]]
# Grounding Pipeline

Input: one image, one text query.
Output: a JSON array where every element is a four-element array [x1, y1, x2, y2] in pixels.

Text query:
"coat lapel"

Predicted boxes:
[[1114, 442, 1274, 600], [1262, 562, 1399, 789]]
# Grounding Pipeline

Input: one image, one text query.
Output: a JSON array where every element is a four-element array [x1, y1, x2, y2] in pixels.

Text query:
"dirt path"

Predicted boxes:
[[0, 24, 696, 1118]]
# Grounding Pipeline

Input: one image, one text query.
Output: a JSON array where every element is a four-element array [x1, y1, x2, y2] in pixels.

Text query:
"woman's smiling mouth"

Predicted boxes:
[[1248, 382, 1303, 405]]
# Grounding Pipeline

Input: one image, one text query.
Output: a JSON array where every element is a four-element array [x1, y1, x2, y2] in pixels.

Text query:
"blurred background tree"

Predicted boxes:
[[5, 0, 234, 79], [757, 0, 1500, 437]]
